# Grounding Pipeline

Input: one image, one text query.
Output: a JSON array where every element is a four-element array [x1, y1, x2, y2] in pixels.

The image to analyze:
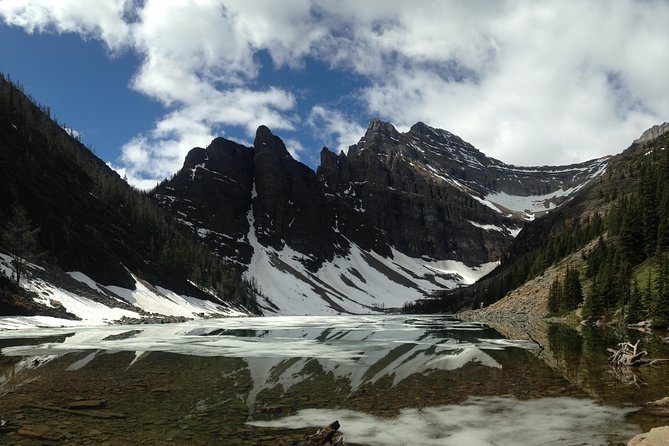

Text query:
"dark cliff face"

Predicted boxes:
[[156, 126, 350, 270], [252, 125, 344, 267], [318, 120, 513, 264], [157, 120, 607, 274], [155, 137, 255, 265]]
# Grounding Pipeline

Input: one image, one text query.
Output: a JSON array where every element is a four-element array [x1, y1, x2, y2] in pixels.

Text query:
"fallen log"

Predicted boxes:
[[285, 421, 344, 446], [607, 340, 669, 367], [20, 404, 127, 419], [607, 340, 648, 366]]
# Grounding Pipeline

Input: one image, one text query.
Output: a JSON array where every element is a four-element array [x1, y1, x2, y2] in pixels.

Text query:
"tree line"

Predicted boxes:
[[406, 134, 669, 322], [0, 72, 261, 313]]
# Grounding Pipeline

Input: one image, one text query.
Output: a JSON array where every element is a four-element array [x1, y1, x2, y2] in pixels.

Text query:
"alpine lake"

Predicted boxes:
[[1, 315, 668, 445]]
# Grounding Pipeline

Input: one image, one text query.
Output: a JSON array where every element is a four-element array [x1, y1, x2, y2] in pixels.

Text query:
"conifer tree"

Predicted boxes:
[[547, 276, 562, 315], [563, 266, 583, 311], [1, 206, 41, 286], [627, 279, 644, 324]]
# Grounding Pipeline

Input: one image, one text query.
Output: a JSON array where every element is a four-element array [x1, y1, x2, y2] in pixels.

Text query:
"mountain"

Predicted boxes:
[[412, 122, 669, 322], [0, 74, 256, 323], [154, 120, 607, 315]]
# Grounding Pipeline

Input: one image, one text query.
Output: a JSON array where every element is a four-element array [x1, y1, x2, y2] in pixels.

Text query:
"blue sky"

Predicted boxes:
[[0, 24, 162, 156], [2, 1, 669, 189]]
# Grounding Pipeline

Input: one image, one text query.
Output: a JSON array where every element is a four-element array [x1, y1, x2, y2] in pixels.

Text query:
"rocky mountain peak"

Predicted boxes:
[[408, 121, 436, 136], [408, 121, 480, 155], [155, 119, 610, 315], [183, 146, 206, 168], [364, 119, 401, 141], [254, 125, 291, 158], [254, 125, 274, 146], [634, 122, 669, 144]]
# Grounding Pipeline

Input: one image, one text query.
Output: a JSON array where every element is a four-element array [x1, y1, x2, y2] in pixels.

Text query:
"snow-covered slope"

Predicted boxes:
[[0, 253, 247, 329], [245, 219, 497, 315]]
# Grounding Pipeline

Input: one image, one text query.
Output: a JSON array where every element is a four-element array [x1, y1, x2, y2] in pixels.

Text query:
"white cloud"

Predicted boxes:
[[284, 138, 306, 160], [0, 0, 131, 50], [2, 0, 669, 183], [341, 0, 669, 165], [308, 105, 366, 152], [116, 87, 296, 186]]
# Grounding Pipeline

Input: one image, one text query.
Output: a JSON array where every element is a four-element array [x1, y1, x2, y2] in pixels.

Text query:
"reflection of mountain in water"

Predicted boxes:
[[1, 315, 647, 445], [0, 316, 529, 407]]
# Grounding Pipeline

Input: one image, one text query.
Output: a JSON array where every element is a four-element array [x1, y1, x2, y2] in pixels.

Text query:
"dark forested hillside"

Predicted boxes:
[[0, 73, 258, 314], [409, 127, 669, 324]]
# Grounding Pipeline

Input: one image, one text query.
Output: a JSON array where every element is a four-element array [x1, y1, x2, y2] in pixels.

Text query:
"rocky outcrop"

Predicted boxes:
[[628, 426, 669, 446], [154, 136, 255, 264], [634, 122, 669, 144], [252, 126, 345, 268], [319, 122, 512, 263]]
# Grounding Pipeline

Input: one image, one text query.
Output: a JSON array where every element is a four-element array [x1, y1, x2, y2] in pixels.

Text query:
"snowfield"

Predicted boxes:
[[244, 209, 497, 315], [0, 253, 246, 330]]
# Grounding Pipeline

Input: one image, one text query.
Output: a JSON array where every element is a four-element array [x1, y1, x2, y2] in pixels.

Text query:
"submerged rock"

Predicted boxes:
[[628, 426, 669, 446], [643, 397, 669, 417], [17, 424, 63, 442]]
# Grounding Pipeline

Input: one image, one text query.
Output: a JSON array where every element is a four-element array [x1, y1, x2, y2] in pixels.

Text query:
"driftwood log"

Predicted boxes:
[[607, 340, 648, 366], [285, 421, 344, 446], [19, 404, 127, 419], [607, 340, 669, 367]]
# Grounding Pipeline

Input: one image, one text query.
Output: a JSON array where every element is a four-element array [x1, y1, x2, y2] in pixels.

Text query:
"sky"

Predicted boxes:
[[1, 0, 669, 189]]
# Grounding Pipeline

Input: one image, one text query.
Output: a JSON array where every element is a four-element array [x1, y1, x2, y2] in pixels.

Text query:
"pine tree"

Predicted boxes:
[[1, 206, 41, 286], [583, 277, 603, 319], [627, 279, 643, 324], [548, 276, 562, 315], [563, 266, 583, 311], [619, 203, 645, 264]]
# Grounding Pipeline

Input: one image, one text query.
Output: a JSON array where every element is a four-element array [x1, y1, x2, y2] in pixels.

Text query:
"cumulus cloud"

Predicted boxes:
[[0, 0, 131, 50], [2, 0, 669, 185], [332, 0, 669, 165], [308, 105, 366, 152]]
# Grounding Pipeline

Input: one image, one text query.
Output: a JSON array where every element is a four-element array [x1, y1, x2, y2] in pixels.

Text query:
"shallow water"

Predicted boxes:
[[0, 315, 668, 445]]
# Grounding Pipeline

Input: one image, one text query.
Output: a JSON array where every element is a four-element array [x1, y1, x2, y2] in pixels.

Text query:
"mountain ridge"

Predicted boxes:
[[154, 119, 608, 314], [8, 69, 660, 321], [411, 122, 669, 319]]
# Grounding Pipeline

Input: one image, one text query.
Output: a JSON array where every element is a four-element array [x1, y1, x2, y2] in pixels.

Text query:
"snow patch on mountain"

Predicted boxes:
[[105, 276, 243, 318], [24, 277, 139, 324], [480, 159, 608, 216], [0, 254, 247, 330], [243, 211, 497, 315]]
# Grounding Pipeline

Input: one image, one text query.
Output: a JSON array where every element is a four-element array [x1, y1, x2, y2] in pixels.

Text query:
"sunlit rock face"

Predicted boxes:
[[634, 122, 669, 144], [155, 121, 608, 314]]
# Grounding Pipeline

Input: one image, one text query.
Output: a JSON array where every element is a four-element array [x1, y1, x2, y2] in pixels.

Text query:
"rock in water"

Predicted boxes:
[[293, 420, 343, 446], [628, 426, 669, 446]]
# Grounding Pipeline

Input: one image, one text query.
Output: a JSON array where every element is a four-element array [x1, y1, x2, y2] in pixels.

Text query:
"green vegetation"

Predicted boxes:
[[581, 144, 669, 323], [407, 130, 669, 323], [1, 206, 41, 286], [547, 266, 582, 316], [0, 72, 260, 314]]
